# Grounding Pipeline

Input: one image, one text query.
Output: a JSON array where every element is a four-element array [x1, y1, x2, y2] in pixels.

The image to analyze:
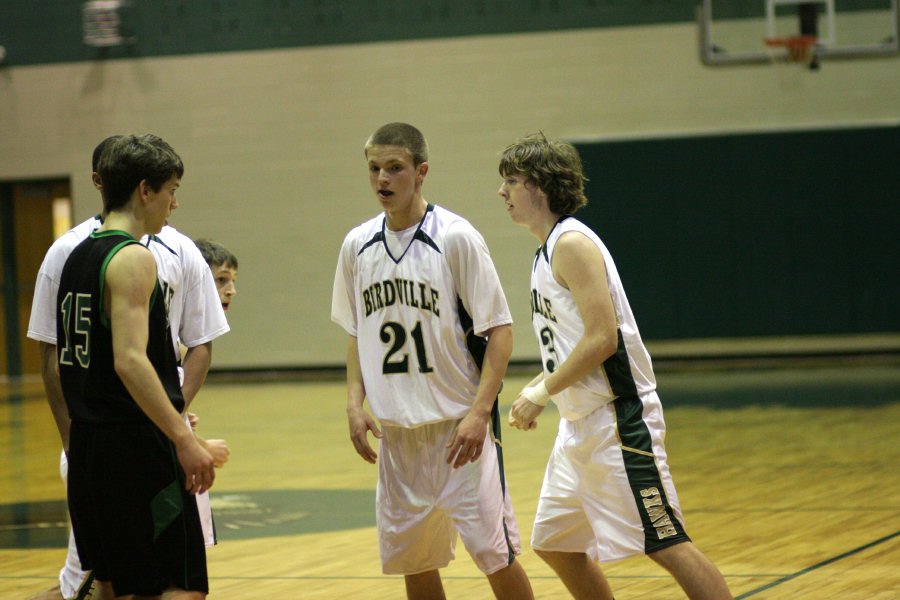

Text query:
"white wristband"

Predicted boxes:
[[522, 380, 551, 407]]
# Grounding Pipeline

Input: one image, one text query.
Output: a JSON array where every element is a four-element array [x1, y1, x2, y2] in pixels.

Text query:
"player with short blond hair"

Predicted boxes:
[[332, 123, 533, 600]]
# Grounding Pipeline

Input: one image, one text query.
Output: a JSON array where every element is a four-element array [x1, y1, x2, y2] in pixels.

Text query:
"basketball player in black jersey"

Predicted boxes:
[[58, 134, 214, 599]]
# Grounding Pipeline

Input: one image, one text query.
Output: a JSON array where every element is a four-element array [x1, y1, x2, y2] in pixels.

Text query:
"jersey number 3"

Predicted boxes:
[[540, 326, 559, 373], [380, 321, 433, 374], [59, 292, 91, 368]]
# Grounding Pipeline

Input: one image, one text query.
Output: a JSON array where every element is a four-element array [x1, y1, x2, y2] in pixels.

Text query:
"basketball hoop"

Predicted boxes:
[[764, 35, 819, 68]]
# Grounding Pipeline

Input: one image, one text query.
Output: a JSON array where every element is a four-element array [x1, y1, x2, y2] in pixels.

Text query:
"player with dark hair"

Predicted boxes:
[[194, 239, 238, 314], [57, 134, 214, 599], [27, 135, 228, 600]]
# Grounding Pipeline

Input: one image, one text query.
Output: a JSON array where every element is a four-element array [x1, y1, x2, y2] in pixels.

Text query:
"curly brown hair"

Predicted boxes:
[[499, 133, 588, 215]]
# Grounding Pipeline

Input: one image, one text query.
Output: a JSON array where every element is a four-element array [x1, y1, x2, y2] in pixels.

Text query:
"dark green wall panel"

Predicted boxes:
[[2, 0, 698, 67], [574, 125, 900, 340], [3, 1, 886, 67]]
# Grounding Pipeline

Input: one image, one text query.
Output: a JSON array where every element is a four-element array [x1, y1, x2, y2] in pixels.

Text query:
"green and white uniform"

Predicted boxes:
[[332, 204, 522, 575], [529, 216, 691, 561]]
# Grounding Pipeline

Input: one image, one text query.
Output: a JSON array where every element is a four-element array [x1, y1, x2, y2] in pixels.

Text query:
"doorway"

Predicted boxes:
[[0, 178, 71, 378]]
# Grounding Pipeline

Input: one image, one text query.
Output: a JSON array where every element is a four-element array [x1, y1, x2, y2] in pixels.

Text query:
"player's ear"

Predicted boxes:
[[138, 179, 153, 204], [91, 172, 102, 190], [416, 161, 429, 181]]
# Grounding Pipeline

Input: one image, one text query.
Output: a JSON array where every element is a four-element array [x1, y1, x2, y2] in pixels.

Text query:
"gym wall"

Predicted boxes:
[[1, 3, 897, 370]]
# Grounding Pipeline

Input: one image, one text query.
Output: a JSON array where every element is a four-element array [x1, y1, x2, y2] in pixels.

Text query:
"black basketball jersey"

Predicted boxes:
[[57, 230, 184, 423]]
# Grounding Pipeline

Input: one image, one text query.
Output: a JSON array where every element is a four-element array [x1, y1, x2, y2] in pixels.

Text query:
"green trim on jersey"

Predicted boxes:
[[602, 329, 640, 399], [90, 231, 147, 329]]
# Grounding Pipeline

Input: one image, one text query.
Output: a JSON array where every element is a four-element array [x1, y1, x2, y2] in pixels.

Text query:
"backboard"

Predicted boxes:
[[698, 0, 899, 66]]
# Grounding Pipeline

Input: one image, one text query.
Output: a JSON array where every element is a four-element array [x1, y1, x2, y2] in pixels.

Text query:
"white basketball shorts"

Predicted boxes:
[[377, 419, 521, 575], [531, 391, 691, 562]]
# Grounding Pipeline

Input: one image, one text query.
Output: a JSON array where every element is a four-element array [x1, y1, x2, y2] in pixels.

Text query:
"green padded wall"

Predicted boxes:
[[574, 125, 900, 340], [1, 0, 692, 67], [3, 0, 885, 67]]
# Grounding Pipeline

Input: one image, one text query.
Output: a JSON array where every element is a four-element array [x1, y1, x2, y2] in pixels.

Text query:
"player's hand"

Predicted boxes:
[[446, 409, 489, 468], [187, 412, 199, 430], [176, 438, 216, 495], [508, 393, 543, 431], [348, 406, 382, 464], [199, 437, 231, 468]]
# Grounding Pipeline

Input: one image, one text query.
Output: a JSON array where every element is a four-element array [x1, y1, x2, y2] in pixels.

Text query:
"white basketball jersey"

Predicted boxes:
[[28, 216, 103, 345], [332, 204, 512, 427], [531, 216, 656, 420], [27, 217, 228, 354], [150, 227, 229, 353]]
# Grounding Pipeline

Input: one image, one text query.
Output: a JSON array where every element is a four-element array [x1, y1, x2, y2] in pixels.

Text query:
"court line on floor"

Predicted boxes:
[[0, 572, 832, 583], [201, 574, 788, 582], [198, 575, 773, 582], [735, 529, 900, 599], [0, 389, 44, 403]]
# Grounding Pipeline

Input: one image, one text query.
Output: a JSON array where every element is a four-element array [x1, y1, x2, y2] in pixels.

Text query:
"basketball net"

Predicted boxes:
[[764, 35, 819, 69]]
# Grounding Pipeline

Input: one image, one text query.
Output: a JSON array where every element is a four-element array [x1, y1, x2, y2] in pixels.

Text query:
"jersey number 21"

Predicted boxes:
[[380, 321, 433, 374]]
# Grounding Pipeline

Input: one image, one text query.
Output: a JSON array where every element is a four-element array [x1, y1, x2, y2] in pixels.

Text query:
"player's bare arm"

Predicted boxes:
[[181, 342, 229, 469], [181, 341, 213, 411], [39, 341, 71, 452], [549, 232, 619, 380], [346, 336, 382, 464], [510, 232, 618, 430], [107, 244, 215, 494], [446, 323, 513, 468]]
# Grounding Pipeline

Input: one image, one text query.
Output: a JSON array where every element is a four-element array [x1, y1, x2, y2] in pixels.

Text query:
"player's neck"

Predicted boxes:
[[529, 211, 562, 246], [384, 197, 428, 231], [100, 211, 150, 240]]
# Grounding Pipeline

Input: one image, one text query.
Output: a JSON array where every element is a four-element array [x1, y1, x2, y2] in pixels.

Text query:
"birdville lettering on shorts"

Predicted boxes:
[[531, 289, 557, 322], [640, 487, 679, 540], [363, 279, 440, 318]]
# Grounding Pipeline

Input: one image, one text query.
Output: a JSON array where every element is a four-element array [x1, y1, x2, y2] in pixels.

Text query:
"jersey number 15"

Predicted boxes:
[[59, 292, 91, 368]]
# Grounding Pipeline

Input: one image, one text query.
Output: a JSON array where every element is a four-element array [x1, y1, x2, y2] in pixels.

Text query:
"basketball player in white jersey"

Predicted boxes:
[[332, 123, 533, 599], [26, 135, 230, 600], [499, 133, 732, 600]]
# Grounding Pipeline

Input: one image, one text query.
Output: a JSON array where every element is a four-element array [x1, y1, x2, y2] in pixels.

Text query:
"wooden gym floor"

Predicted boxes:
[[2, 362, 899, 599]]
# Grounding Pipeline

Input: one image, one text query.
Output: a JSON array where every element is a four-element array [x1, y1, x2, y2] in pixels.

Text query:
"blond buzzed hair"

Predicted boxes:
[[365, 122, 429, 166]]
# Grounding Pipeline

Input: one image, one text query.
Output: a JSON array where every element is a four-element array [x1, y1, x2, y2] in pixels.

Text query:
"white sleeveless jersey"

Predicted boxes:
[[332, 204, 512, 427], [531, 216, 656, 420], [27, 217, 228, 354]]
